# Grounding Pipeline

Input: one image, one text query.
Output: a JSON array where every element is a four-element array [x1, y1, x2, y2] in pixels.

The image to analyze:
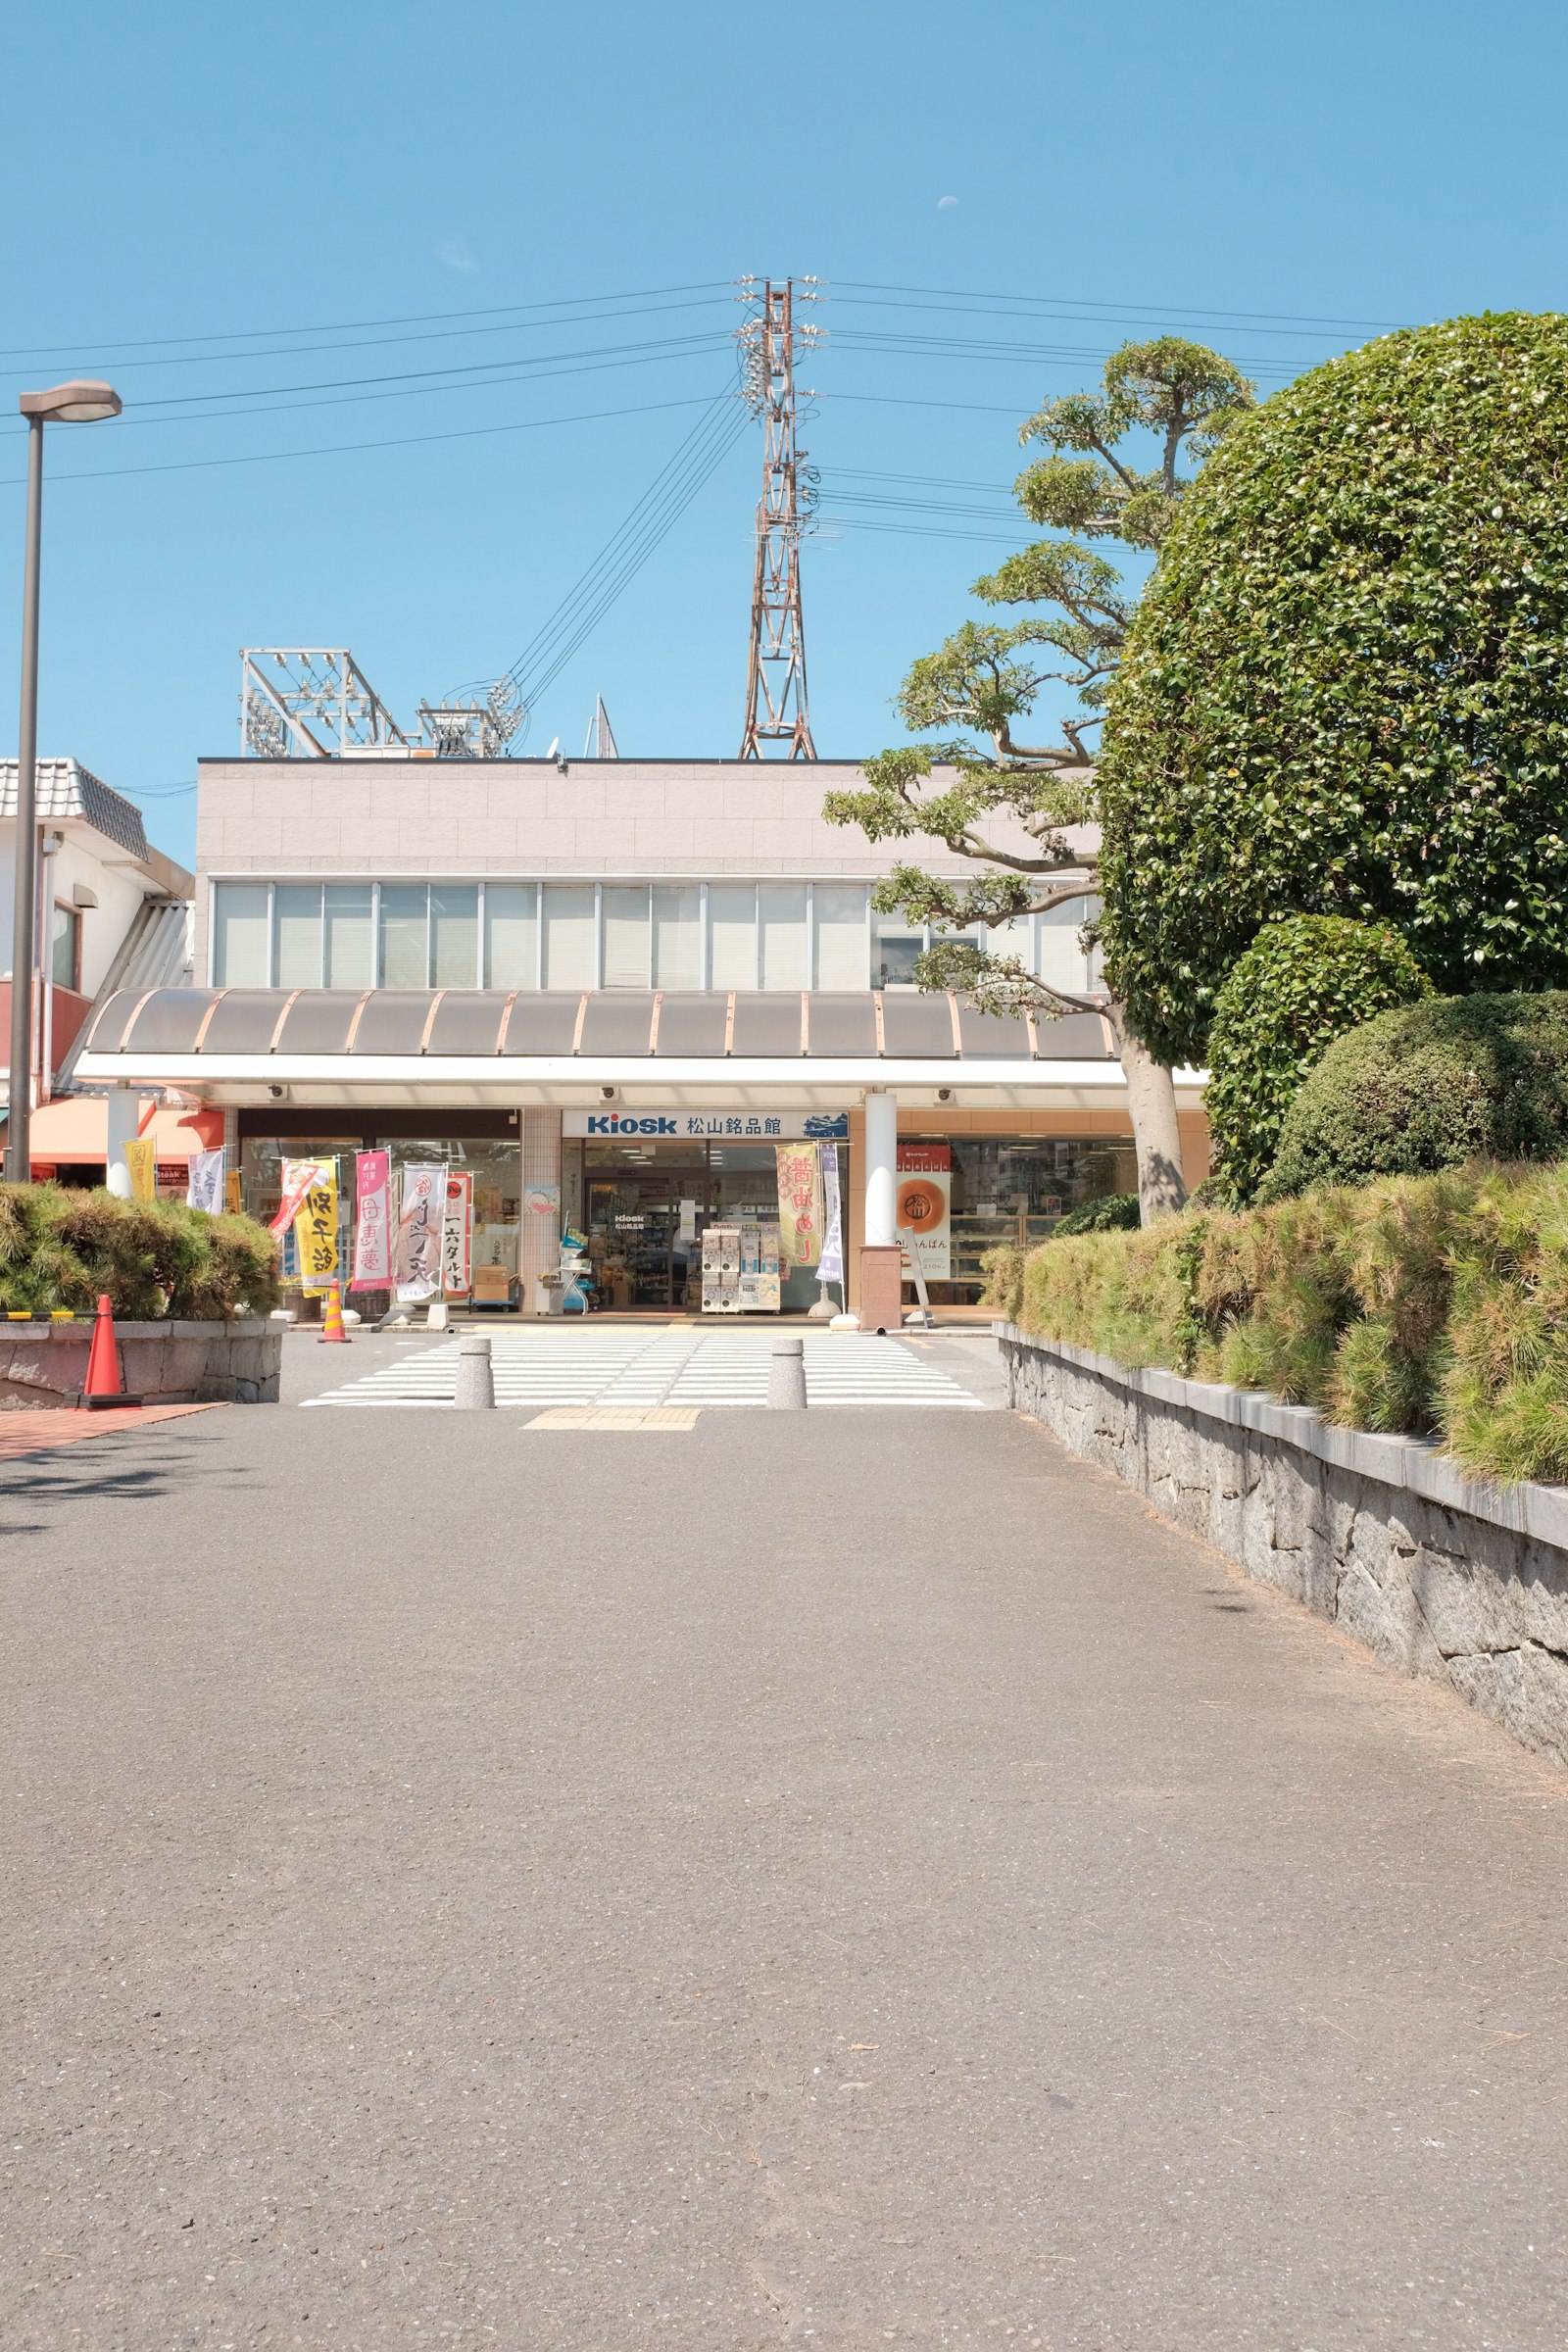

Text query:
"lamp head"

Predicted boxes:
[[19, 379, 122, 423]]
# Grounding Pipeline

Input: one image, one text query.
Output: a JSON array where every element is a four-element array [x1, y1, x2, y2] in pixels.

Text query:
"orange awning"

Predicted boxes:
[[25, 1096, 223, 1169]]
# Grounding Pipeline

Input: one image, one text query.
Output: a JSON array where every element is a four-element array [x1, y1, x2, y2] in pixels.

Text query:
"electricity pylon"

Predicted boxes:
[[737, 276, 821, 760]]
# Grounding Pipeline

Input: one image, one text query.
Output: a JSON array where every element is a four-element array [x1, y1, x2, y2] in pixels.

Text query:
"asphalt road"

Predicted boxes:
[[3, 1343, 1567, 2349]]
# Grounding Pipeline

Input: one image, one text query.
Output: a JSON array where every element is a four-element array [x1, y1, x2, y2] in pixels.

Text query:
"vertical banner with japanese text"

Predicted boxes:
[[186, 1149, 225, 1214], [896, 1143, 952, 1281], [774, 1144, 823, 1271], [123, 1137, 157, 1202], [350, 1151, 391, 1289], [394, 1163, 445, 1301], [270, 1157, 327, 1235], [296, 1164, 340, 1294], [817, 1142, 844, 1285], [442, 1172, 473, 1296]]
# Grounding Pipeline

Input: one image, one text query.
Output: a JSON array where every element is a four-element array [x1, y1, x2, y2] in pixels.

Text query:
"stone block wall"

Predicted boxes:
[[998, 1324, 1568, 1771], [0, 1319, 282, 1408]]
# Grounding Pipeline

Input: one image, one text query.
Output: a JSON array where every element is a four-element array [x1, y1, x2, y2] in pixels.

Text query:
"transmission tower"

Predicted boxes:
[[737, 276, 822, 760]]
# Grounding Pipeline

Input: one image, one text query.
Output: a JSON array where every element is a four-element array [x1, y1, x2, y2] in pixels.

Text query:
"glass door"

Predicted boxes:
[[586, 1161, 708, 1308]]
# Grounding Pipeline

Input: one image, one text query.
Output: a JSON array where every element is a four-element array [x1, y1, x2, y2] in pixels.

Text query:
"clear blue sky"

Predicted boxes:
[[4, 0, 1565, 870]]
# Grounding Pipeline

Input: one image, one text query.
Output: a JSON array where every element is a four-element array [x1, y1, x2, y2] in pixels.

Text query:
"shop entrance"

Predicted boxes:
[[585, 1160, 708, 1309]]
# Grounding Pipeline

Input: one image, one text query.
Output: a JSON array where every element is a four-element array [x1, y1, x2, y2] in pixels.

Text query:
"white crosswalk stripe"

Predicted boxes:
[[303, 1328, 990, 1410]]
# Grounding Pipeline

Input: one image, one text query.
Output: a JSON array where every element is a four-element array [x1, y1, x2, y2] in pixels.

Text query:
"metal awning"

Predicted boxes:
[[74, 987, 1202, 1112]]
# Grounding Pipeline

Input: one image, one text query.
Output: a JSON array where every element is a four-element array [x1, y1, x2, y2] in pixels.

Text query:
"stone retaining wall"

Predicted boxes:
[[0, 1319, 281, 1408], [997, 1321, 1568, 1770]]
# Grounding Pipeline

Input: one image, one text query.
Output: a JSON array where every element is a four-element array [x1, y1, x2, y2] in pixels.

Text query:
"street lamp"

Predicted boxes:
[[6, 379, 122, 1184]]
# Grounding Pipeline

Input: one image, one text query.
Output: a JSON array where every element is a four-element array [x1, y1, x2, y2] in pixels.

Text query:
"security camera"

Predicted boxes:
[[556, 755, 569, 776], [268, 1083, 286, 1101], [937, 1086, 954, 1103], [599, 1084, 617, 1102]]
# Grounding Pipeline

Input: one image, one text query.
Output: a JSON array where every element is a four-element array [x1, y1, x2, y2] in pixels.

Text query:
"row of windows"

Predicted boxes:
[[209, 879, 1101, 995]]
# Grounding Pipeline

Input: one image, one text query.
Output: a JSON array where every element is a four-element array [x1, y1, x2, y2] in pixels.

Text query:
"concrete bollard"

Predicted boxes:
[[768, 1332, 808, 1410], [455, 1329, 495, 1409]]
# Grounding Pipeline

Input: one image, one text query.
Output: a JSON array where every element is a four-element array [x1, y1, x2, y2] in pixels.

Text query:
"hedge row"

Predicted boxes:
[[986, 1163, 1568, 1484], [0, 1185, 280, 1320]]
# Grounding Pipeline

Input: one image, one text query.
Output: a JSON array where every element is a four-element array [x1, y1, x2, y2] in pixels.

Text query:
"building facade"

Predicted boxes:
[[0, 759, 193, 1131], [76, 753, 1207, 1311]]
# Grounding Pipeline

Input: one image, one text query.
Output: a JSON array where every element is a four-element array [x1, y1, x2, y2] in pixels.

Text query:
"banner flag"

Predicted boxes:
[[774, 1143, 823, 1271], [225, 1168, 243, 1214], [186, 1148, 225, 1213], [295, 1165, 340, 1295], [897, 1144, 952, 1281], [350, 1151, 391, 1288], [817, 1141, 844, 1285], [270, 1157, 327, 1235], [394, 1163, 445, 1300], [442, 1172, 473, 1296], [123, 1136, 157, 1202]]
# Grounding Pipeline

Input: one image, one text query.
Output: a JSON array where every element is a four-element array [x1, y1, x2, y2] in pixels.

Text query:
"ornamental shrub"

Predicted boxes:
[[0, 1184, 279, 1319], [1261, 990, 1568, 1200], [1098, 312, 1568, 1066], [1053, 1191, 1142, 1237], [998, 1162, 1568, 1482], [1204, 915, 1431, 1204]]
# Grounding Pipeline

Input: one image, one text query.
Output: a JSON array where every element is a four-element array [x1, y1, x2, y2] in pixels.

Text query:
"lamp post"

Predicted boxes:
[[6, 380, 122, 1183]]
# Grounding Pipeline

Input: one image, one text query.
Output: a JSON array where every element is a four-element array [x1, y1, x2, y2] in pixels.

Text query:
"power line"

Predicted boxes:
[[0, 391, 731, 489], [833, 278, 1407, 334], [0, 280, 734, 367]]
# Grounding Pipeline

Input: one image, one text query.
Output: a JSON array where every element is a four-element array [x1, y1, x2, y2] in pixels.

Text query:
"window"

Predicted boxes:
[[431, 885, 479, 988], [379, 885, 429, 987], [51, 904, 80, 992], [811, 883, 866, 990], [323, 885, 373, 988], [602, 885, 650, 989], [708, 884, 757, 989], [759, 883, 807, 991], [212, 882, 270, 985], [1037, 896, 1094, 998], [652, 885, 700, 988], [484, 884, 537, 989], [542, 885, 596, 990], [872, 905, 924, 988], [274, 883, 323, 988]]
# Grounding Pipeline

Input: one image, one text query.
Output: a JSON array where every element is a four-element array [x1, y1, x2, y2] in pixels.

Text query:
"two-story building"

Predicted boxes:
[[74, 750, 1207, 1313]]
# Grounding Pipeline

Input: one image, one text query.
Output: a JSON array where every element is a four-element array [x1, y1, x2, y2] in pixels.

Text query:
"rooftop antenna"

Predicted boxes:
[[583, 695, 619, 759], [736, 275, 821, 760]]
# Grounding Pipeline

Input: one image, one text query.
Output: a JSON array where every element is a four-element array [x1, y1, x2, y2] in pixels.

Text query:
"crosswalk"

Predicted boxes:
[[302, 1327, 990, 1411]]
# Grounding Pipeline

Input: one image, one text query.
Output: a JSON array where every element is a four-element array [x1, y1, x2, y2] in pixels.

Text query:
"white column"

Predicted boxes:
[[105, 1087, 140, 1200], [863, 1088, 898, 1247], [518, 1106, 563, 1314]]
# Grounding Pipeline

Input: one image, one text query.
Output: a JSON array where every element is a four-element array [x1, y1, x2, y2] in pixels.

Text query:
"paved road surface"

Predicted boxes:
[[2, 1338, 1566, 2348]]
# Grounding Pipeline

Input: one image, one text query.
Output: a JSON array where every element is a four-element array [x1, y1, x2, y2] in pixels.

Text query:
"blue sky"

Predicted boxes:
[[4, 0, 1566, 870]]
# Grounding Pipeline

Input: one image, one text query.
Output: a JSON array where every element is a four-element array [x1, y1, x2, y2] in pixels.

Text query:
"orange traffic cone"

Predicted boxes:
[[81, 1294, 140, 1410], [318, 1282, 351, 1345]]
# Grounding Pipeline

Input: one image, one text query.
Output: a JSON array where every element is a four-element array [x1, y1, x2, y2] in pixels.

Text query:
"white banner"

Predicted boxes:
[[394, 1162, 445, 1300], [817, 1141, 844, 1285], [186, 1148, 225, 1214], [564, 1108, 849, 1141], [442, 1173, 473, 1296]]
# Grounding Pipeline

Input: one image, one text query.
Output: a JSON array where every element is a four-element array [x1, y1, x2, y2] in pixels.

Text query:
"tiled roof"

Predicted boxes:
[[0, 759, 149, 861]]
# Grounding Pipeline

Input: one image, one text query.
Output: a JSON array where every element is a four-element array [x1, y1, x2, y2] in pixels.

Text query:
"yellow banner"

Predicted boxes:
[[123, 1136, 157, 1202], [295, 1169, 340, 1293], [774, 1143, 823, 1270]]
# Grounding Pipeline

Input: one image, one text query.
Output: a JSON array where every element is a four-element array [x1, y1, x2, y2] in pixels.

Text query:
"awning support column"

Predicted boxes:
[[863, 1088, 898, 1246], [105, 1087, 139, 1200]]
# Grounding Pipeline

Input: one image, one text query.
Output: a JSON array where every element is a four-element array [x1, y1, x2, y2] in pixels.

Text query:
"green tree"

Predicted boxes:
[[1097, 312, 1568, 1069], [824, 337, 1254, 1221], [1202, 915, 1432, 1205]]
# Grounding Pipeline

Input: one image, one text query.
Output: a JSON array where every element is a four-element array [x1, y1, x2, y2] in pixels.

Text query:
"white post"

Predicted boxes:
[[105, 1087, 139, 1200], [863, 1088, 898, 1248]]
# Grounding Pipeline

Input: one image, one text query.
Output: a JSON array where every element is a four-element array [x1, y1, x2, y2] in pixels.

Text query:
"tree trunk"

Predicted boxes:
[[1105, 1001, 1188, 1223]]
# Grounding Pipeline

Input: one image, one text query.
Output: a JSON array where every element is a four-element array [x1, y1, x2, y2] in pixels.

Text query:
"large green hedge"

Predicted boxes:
[[988, 1163, 1568, 1483], [0, 1185, 279, 1319], [1262, 990, 1568, 1200], [1204, 915, 1431, 1203], [1098, 312, 1568, 1066]]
